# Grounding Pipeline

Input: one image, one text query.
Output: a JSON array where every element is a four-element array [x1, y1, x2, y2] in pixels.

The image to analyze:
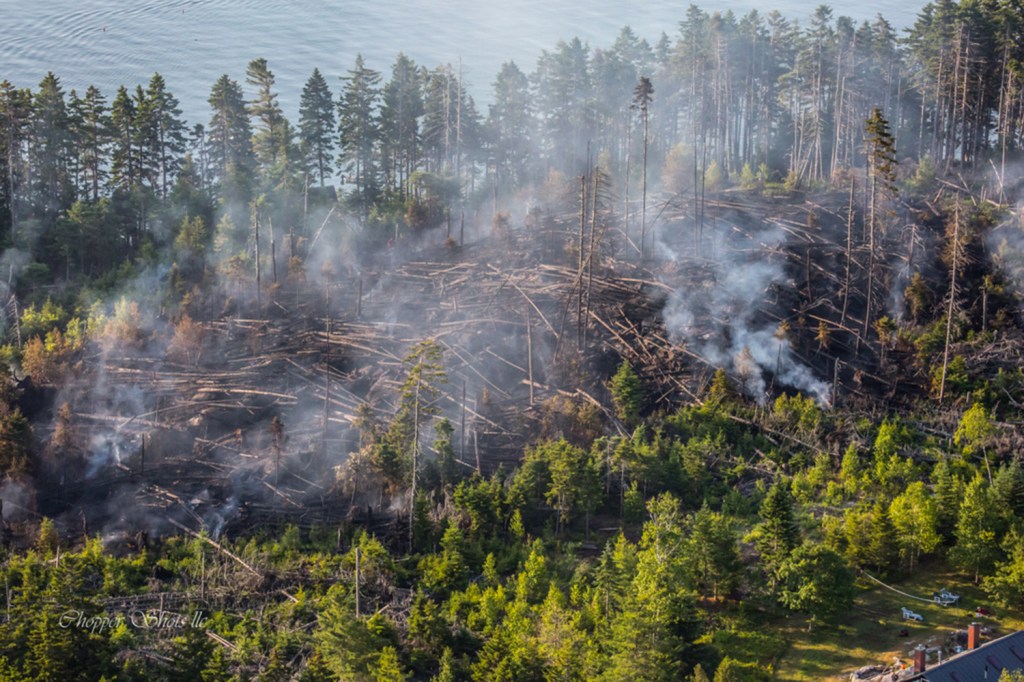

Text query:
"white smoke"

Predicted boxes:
[[660, 224, 832, 406]]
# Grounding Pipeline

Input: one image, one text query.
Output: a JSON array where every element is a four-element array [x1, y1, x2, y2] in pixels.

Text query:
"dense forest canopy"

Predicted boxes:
[[0, 0, 1024, 680]]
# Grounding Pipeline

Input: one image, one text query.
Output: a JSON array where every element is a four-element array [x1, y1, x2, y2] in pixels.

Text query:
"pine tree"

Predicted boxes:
[[108, 85, 137, 192], [380, 54, 423, 197], [487, 61, 533, 189], [299, 68, 336, 187], [247, 58, 295, 187], [31, 72, 73, 221], [207, 74, 254, 200], [863, 107, 897, 340], [609, 359, 643, 426], [0, 80, 32, 237], [632, 76, 653, 257], [755, 482, 800, 584], [139, 73, 186, 200], [338, 55, 382, 214], [70, 86, 110, 201]]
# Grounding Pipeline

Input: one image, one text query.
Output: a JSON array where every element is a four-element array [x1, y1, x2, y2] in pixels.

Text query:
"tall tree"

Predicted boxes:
[[207, 74, 254, 201], [298, 68, 336, 187], [534, 37, 594, 174], [30, 72, 73, 221], [889, 481, 940, 572], [379, 54, 423, 197], [108, 85, 138, 192], [338, 54, 382, 214], [0, 80, 32, 237], [68, 85, 110, 201], [633, 76, 654, 257], [951, 474, 1002, 582], [755, 482, 800, 584], [139, 73, 186, 200], [863, 107, 897, 341], [247, 58, 294, 187], [487, 61, 533, 191]]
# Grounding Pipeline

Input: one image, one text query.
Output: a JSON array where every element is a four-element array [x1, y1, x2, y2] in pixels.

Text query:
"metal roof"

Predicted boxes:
[[905, 631, 1024, 682]]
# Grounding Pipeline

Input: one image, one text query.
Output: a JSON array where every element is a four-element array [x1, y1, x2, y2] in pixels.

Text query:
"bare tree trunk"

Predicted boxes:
[[939, 202, 960, 403], [409, 378, 420, 552], [841, 178, 855, 326], [354, 546, 361, 617]]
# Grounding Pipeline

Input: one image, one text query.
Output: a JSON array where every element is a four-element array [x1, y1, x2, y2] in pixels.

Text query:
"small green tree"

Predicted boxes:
[[955, 403, 996, 480], [889, 482, 941, 572], [609, 360, 644, 426], [951, 475, 1002, 582], [755, 482, 800, 584], [777, 543, 855, 630]]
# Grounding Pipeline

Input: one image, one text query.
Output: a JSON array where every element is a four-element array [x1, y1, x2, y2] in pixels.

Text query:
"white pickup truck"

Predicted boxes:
[[902, 607, 924, 621]]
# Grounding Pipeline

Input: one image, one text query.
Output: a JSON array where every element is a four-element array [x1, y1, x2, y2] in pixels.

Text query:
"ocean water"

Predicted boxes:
[[0, 0, 919, 126]]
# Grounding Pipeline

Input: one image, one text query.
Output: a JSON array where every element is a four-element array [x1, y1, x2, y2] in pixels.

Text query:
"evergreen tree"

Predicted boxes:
[[338, 54, 382, 214], [69, 85, 110, 201], [299, 68, 336, 187], [207, 74, 254, 200], [777, 543, 855, 630], [30, 72, 73, 221], [139, 73, 186, 200], [379, 54, 423, 197], [686, 502, 741, 599], [863, 107, 897, 339], [755, 482, 800, 583], [487, 61, 533, 189], [246, 58, 295, 187], [108, 85, 138, 192], [0, 80, 32, 237], [609, 359, 643, 426], [534, 37, 593, 174]]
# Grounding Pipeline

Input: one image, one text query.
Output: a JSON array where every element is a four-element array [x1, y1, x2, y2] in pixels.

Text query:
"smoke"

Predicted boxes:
[[0, 480, 34, 522], [659, 222, 832, 406]]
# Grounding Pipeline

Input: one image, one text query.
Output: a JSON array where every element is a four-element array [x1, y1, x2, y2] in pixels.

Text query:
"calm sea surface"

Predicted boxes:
[[0, 0, 918, 126]]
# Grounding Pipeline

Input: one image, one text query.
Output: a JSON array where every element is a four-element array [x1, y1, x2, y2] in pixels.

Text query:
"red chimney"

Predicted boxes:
[[913, 645, 927, 674], [968, 622, 982, 650]]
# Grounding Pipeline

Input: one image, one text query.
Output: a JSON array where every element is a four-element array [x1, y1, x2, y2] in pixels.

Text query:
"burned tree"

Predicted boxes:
[[863, 107, 897, 343]]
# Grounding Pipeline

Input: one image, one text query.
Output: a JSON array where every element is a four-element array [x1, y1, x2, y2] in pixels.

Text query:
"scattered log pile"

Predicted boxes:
[[34, 185, 1021, 539]]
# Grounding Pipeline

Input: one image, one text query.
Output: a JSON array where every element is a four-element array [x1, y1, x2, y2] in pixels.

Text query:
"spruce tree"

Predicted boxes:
[[863, 107, 897, 340], [338, 54, 382, 214], [756, 482, 800, 584], [298, 68, 336, 187], [380, 54, 423, 197]]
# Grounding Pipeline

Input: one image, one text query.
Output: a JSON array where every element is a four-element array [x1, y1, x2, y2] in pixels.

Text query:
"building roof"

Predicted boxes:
[[907, 631, 1024, 682]]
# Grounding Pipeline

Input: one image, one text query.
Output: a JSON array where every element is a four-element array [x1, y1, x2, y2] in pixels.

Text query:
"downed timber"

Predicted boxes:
[[166, 517, 263, 579]]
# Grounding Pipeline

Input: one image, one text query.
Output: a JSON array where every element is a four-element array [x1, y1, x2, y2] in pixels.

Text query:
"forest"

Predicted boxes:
[[2, 0, 1024, 680]]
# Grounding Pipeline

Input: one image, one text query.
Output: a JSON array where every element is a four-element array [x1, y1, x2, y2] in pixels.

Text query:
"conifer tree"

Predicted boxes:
[[298, 68, 336, 187], [863, 107, 897, 340], [207, 74, 254, 199], [338, 54, 382, 214], [380, 54, 423, 197]]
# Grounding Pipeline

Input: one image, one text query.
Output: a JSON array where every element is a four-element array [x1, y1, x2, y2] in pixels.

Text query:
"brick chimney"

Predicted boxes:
[[968, 622, 982, 650], [913, 645, 927, 674]]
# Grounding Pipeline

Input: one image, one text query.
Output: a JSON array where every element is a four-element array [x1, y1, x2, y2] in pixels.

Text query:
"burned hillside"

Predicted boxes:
[[5, 169, 1020, 547]]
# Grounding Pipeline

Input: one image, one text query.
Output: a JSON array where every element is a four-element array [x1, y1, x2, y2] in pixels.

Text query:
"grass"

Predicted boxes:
[[715, 561, 1024, 681]]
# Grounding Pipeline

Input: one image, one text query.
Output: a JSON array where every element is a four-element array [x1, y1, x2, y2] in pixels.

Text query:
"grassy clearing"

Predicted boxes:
[[716, 562, 1024, 681]]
